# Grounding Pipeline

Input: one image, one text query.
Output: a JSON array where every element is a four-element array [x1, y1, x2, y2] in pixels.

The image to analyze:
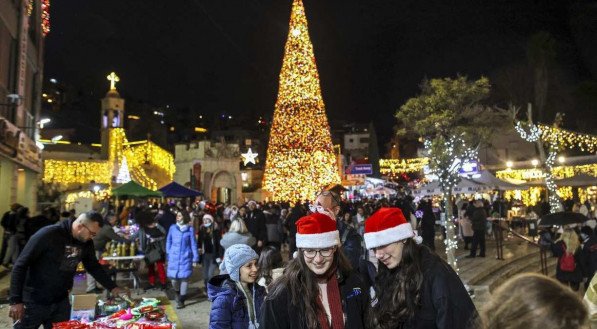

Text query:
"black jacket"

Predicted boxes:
[[246, 209, 267, 243], [9, 219, 116, 305], [260, 271, 369, 329], [470, 207, 487, 231], [580, 236, 597, 278], [375, 248, 477, 329], [551, 241, 583, 283], [337, 219, 364, 271]]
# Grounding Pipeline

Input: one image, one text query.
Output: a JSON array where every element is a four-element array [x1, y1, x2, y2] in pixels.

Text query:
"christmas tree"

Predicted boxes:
[[116, 156, 132, 184], [263, 0, 340, 201]]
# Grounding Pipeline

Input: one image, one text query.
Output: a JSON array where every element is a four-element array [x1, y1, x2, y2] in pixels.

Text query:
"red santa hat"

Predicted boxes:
[[296, 212, 340, 249], [364, 207, 422, 249]]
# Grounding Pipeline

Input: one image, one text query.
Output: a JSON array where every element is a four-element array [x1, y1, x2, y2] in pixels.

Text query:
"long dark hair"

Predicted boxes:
[[268, 248, 352, 329], [258, 246, 284, 286], [369, 239, 424, 329]]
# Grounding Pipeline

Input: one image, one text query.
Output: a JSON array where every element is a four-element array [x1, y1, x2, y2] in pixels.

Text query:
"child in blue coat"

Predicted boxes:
[[208, 244, 265, 329], [166, 210, 199, 308]]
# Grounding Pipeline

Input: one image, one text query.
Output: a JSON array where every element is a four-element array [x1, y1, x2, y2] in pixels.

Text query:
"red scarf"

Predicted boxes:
[[317, 271, 344, 329]]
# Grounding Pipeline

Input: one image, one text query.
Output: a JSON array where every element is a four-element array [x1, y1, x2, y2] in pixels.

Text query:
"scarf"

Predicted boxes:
[[236, 282, 259, 329], [317, 270, 344, 329]]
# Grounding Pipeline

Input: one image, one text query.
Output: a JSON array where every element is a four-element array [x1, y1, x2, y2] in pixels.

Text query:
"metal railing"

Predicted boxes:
[[491, 219, 548, 275]]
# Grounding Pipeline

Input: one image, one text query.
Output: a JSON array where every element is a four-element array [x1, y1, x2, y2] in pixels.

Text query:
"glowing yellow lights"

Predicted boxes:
[[107, 72, 120, 91], [43, 160, 113, 185], [263, 0, 340, 201], [27, 0, 51, 37], [538, 124, 597, 153], [43, 128, 175, 191], [194, 127, 207, 133], [127, 115, 140, 120], [379, 158, 429, 176]]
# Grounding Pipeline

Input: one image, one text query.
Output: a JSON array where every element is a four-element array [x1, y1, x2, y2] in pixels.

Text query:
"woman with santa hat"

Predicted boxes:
[[261, 212, 368, 329], [364, 207, 477, 329]]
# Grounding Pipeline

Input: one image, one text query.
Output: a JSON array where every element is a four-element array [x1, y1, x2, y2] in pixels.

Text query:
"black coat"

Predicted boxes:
[[337, 220, 364, 271], [580, 236, 597, 278], [260, 271, 369, 329], [246, 209, 267, 243], [375, 248, 477, 329], [470, 207, 487, 231], [10, 219, 116, 304], [551, 241, 583, 283]]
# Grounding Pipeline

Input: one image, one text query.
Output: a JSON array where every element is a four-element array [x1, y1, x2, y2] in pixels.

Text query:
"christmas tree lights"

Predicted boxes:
[[263, 0, 340, 201]]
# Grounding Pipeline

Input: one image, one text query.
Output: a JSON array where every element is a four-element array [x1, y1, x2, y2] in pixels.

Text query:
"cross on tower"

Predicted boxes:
[[107, 72, 120, 90]]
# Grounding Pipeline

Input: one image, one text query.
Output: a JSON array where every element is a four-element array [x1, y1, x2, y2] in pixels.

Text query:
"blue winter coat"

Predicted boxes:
[[208, 274, 265, 329], [166, 224, 199, 279]]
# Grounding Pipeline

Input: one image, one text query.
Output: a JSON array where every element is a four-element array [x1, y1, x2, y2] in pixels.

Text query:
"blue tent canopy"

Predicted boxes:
[[158, 181, 203, 198]]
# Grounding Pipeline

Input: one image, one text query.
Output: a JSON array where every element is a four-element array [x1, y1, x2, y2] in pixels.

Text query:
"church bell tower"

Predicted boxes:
[[100, 72, 125, 158]]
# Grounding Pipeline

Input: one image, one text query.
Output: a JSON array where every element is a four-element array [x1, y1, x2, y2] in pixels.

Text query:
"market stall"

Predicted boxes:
[[158, 182, 202, 198]]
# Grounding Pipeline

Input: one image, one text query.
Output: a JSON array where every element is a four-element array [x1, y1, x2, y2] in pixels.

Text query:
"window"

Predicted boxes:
[[360, 137, 370, 144]]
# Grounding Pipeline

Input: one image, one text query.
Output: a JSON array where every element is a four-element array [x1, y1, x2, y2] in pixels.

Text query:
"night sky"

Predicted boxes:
[[44, 0, 597, 145]]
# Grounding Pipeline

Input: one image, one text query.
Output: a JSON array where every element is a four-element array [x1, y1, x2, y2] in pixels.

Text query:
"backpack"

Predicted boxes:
[[560, 243, 576, 272]]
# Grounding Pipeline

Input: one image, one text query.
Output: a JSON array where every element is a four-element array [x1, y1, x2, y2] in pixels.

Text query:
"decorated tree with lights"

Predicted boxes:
[[116, 156, 132, 184], [263, 0, 340, 201], [396, 76, 506, 270], [512, 105, 597, 213]]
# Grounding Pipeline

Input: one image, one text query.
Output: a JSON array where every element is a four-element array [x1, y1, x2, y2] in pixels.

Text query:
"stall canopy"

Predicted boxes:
[[413, 177, 489, 196], [112, 180, 163, 198], [471, 170, 525, 190], [158, 181, 203, 197], [555, 173, 597, 187]]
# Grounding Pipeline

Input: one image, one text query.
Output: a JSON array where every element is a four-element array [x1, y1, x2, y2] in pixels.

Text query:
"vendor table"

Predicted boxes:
[[102, 255, 145, 292]]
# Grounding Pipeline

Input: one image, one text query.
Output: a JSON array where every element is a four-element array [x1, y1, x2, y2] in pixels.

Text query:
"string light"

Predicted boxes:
[[43, 128, 175, 190], [379, 158, 429, 176], [43, 160, 112, 185], [539, 124, 597, 153], [27, 0, 51, 37], [263, 0, 340, 201]]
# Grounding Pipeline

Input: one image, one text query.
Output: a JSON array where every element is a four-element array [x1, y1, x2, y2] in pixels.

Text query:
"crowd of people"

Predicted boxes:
[[4, 191, 596, 328]]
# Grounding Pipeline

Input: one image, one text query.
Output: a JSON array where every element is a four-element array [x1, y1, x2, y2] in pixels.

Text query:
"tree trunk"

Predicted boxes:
[[443, 190, 458, 272]]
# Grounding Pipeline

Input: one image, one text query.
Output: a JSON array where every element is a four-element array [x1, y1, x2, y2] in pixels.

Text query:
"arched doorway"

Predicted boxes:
[[210, 171, 236, 204]]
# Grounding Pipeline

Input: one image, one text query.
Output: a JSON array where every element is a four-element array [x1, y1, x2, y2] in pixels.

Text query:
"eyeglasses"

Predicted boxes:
[[81, 223, 98, 237], [308, 204, 325, 213], [302, 247, 335, 259]]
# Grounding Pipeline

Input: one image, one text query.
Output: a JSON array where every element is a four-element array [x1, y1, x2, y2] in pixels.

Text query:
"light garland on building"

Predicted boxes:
[[379, 158, 429, 176], [43, 160, 113, 185], [27, 0, 51, 37], [263, 0, 340, 201]]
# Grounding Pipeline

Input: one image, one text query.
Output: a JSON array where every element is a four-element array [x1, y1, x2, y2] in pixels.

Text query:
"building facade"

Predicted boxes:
[[174, 141, 243, 205], [0, 0, 47, 212]]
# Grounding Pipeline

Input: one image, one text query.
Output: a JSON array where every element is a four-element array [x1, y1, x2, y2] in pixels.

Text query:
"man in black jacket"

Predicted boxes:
[[467, 200, 488, 258], [9, 211, 123, 328], [246, 201, 267, 251]]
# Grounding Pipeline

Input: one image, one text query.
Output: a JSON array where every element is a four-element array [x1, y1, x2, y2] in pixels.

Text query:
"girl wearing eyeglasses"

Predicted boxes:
[[364, 208, 477, 329], [261, 212, 368, 329]]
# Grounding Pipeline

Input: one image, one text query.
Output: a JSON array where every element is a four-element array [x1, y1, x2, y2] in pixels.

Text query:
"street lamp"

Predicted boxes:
[[531, 159, 539, 167], [506, 161, 513, 169], [38, 118, 51, 128], [50, 135, 63, 143], [558, 155, 566, 164]]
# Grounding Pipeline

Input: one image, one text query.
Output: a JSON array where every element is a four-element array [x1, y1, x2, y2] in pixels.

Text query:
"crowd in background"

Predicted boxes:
[[2, 191, 596, 328]]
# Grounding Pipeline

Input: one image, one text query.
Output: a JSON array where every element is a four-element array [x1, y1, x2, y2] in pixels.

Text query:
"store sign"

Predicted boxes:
[[458, 161, 479, 176], [0, 119, 21, 157], [347, 164, 373, 175]]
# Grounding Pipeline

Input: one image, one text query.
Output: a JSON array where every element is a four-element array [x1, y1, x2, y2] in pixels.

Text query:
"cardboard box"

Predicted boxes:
[[70, 294, 97, 323]]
